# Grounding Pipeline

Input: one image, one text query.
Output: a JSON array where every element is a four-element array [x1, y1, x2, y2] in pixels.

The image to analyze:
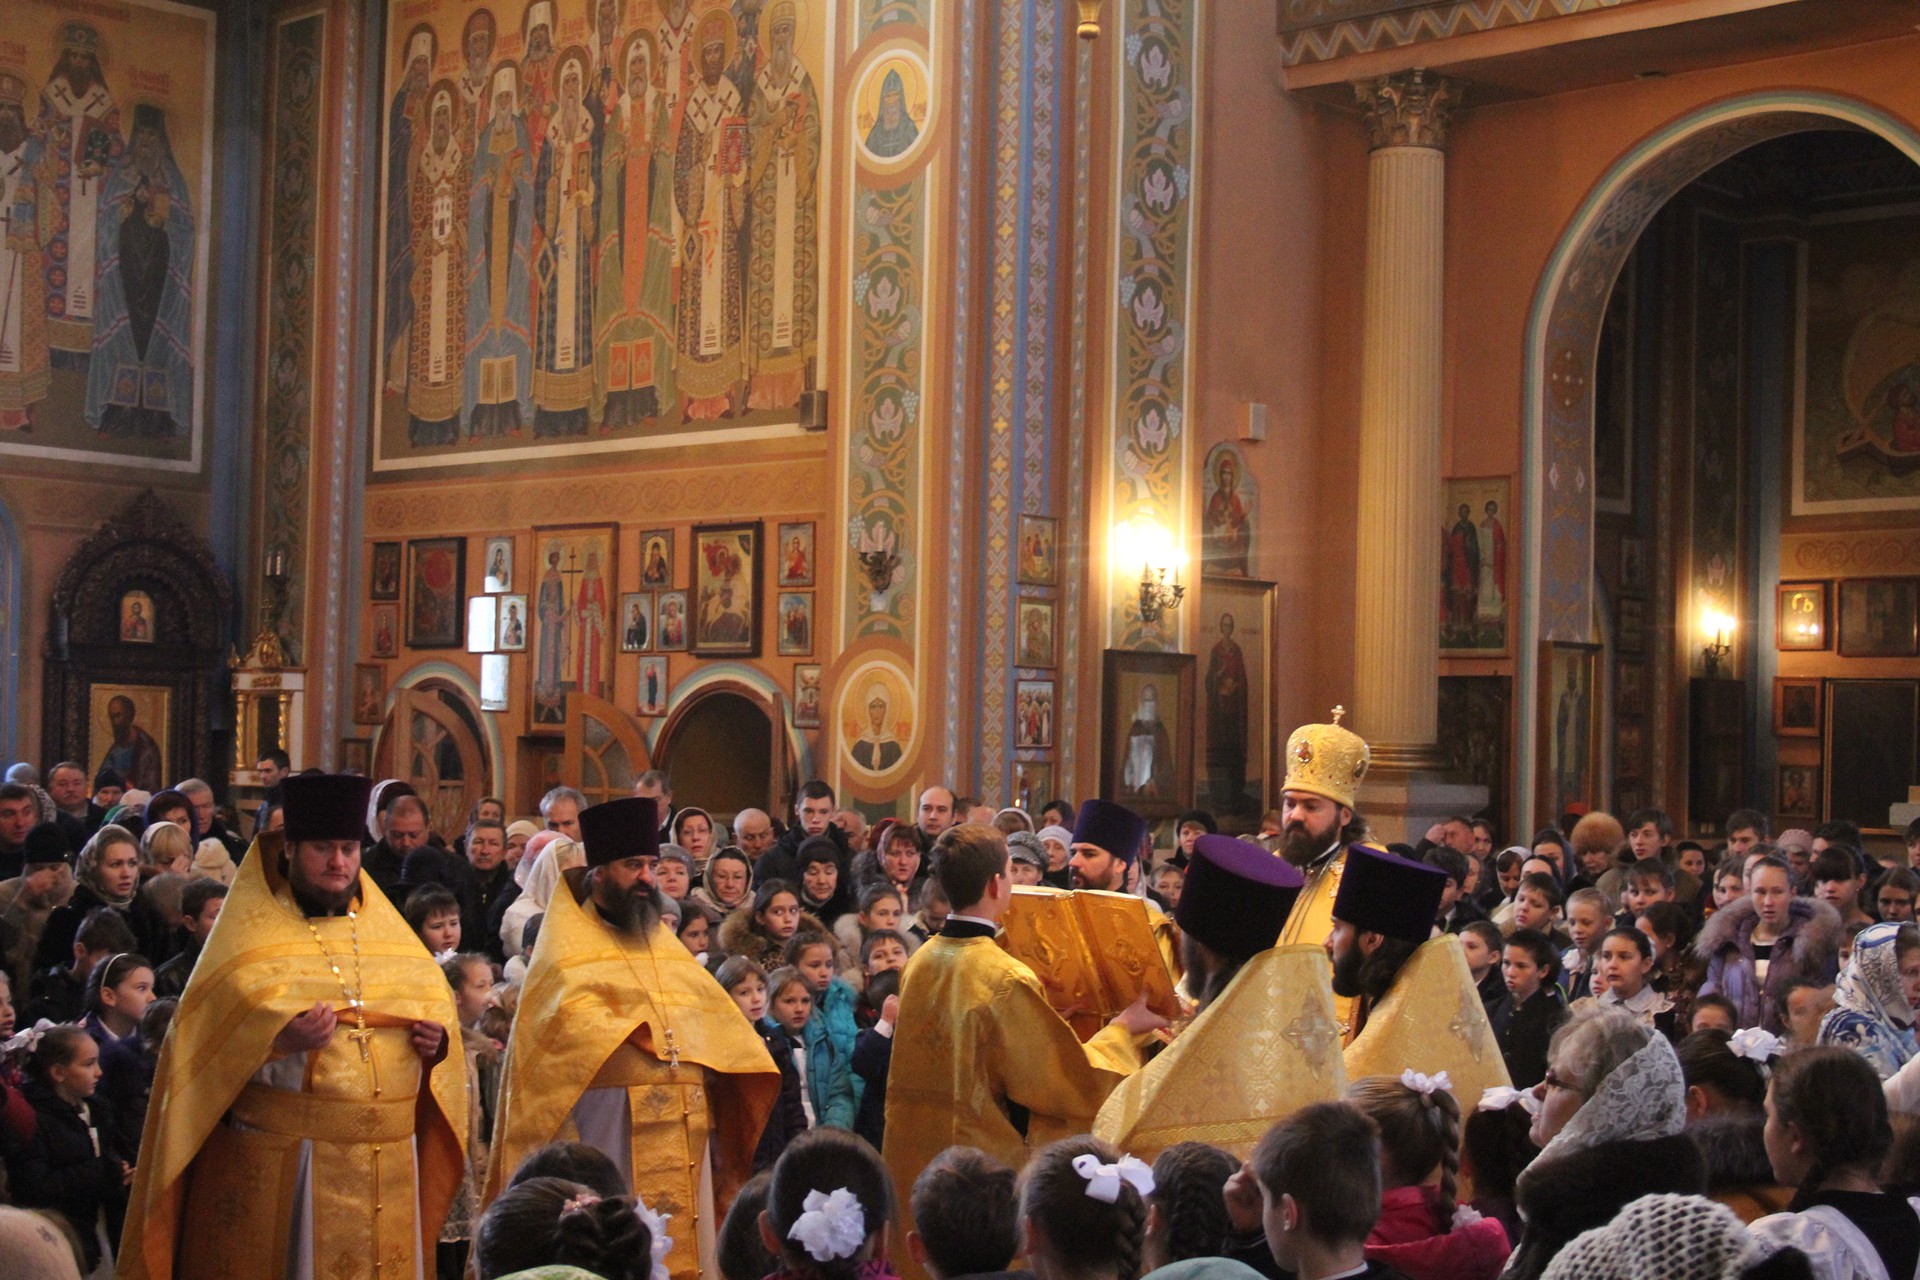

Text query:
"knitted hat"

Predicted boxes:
[[1036, 824, 1074, 850], [282, 774, 375, 844], [577, 796, 660, 869], [505, 819, 541, 842], [22, 822, 72, 867], [1006, 831, 1046, 869], [1176, 834, 1303, 962], [92, 767, 126, 792], [1332, 844, 1446, 943], [1541, 1193, 1766, 1280], [1072, 799, 1147, 863]]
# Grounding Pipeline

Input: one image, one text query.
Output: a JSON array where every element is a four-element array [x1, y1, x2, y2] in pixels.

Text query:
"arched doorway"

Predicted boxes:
[[1519, 93, 1920, 827], [374, 678, 491, 839], [654, 685, 789, 825]]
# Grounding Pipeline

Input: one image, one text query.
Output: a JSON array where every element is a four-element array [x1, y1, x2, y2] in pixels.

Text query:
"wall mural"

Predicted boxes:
[[0, 0, 216, 470], [1797, 210, 1920, 516], [371, 0, 827, 471], [1108, 0, 1198, 647]]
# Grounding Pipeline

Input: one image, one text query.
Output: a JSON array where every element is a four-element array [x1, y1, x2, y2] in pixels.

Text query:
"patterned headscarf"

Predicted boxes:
[[1542, 1193, 1768, 1280], [1833, 921, 1915, 1031], [1524, 1022, 1685, 1189]]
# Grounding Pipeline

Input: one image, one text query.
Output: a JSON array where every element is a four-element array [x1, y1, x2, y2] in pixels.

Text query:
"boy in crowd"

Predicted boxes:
[[1224, 1101, 1401, 1280], [26, 906, 138, 1024], [1424, 847, 1488, 934], [1879, 868, 1920, 924], [1561, 887, 1611, 1003], [907, 1147, 1022, 1280], [1619, 860, 1675, 927], [1488, 928, 1568, 1088], [1510, 872, 1569, 950], [1460, 920, 1506, 1009]]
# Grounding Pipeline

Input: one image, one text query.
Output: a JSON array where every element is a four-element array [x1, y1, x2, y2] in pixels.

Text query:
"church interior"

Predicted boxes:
[[5, 0, 1920, 854]]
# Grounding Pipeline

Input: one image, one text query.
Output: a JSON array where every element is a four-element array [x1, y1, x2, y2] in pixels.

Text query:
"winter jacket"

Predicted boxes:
[[807, 977, 863, 1111], [34, 882, 170, 975], [851, 1024, 893, 1150], [0, 1079, 130, 1271], [717, 907, 832, 972], [84, 1015, 156, 1160], [1500, 1132, 1708, 1280], [1489, 985, 1568, 1088], [1696, 897, 1843, 1033], [754, 824, 852, 889], [785, 1018, 853, 1131], [1365, 1184, 1510, 1280], [750, 1022, 808, 1171]]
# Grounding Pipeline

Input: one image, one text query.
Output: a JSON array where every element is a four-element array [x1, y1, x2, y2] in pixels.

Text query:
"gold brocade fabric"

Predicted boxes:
[[1094, 945, 1346, 1163], [119, 833, 468, 1280], [883, 935, 1144, 1280], [1277, 850, 1356, 1032], [998, 888, 1182, 1040], [483, 869, 778, 1280], [1343, 933, 1512, 1106]]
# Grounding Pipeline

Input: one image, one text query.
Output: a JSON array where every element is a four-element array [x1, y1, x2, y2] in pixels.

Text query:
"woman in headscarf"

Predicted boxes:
[[1502, 1006, 1708, 1280], [687, 846, 752, 921], [1817, 921, 1920, 1079], [670, 806, 718, 862], [496, 832, 581, 960], [33, 824, 171, 970], [364, 778, 416, 843]]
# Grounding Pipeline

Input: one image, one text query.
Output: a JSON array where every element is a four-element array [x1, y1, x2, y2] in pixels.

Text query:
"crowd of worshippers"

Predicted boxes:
[[6, 737, 1920, 1280]]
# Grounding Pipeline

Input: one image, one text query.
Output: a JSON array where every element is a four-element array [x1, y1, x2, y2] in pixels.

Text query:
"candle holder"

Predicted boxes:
[[1137, 564, 1184, 625]]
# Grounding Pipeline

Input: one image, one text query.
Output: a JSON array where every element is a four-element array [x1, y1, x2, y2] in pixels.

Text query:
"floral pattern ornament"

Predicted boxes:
[[1111, 0, 1197, 647], [1819, 919, 1919, 1079]]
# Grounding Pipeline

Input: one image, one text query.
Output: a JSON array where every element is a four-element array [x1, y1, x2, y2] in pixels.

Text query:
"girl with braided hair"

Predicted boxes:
[[1347, 1074, 1510, 1280], [473, 1175, 664, 1280], [1142, 1141, 1238, 1271], [1018, 1136, 1150, 1280], [760, 1128, 899, 1280], [1752, 1046, 1920, 1279]]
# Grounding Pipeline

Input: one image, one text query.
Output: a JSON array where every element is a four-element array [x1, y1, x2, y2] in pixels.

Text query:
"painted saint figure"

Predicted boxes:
[[1201, 450, 1250, 576], [532, 50, 597, 436], [405, 85, 469, 446], [1205, 612, 1250, 814], [36, 21, 121, 366], [0, 72, 49, 429], [673, 10, 748, 420], [863, 67, 918, 159], [384, 26, 434, 393], [574, 549, 608, 700], [744, 1, 819, 411], [1442, 502, 1480, 633], [1476, 498, 1507, 630], [1122, 683, 1175, 799], [534, 549, 570, 724], [98, 694, 162, 792], [852, 684, 902, 773], [466, 61, 535, 438], [86, 104, 196, 438], [458, 8, 497, 157], [593, 31, 677, 425]]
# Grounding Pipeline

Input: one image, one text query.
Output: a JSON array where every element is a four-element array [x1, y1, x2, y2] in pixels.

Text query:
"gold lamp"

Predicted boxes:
[[1077, 0, 1101, 40]]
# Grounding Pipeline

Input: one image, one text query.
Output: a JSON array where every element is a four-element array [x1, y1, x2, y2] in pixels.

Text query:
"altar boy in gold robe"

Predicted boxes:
[[483, 796, 778, 1280], [1274, 710, 1373, 1032], [1329, 844, 1511, 1105], [1096, 834, 1345, 1162], [120, 774, 468, 1280], [884, 823, 1167, 1280]]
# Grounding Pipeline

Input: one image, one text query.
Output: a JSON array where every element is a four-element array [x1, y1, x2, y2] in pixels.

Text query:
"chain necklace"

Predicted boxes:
[[305, 909, 381, 1096]]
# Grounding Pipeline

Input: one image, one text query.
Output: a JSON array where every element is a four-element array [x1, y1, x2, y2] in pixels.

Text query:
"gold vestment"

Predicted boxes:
[[1095, 944, 1346, 1162], [483, 869, 778, 1280], [119, 834, 468, 1280], [1343, 932, 1511, 1105], [883, 933, 1144, 1280], [1277, 847, 1355, 1031]]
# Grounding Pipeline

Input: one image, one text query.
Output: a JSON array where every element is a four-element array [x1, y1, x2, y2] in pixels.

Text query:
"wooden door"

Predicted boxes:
[[564, 692, 653, 808], [375, 686, 487, 839]]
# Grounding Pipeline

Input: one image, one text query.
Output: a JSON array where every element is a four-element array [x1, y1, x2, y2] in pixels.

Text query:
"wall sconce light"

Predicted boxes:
[[1076, 0, 1101, 39], [1701, 609, 1734, 678], [1115, 517, 1186, 626]]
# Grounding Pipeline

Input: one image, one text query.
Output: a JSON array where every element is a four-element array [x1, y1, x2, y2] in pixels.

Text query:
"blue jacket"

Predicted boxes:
[[808, 977, 864, 1109], [781, 1008, 854, 1132]]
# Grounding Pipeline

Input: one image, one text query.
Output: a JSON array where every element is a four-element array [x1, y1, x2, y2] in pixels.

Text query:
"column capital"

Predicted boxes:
[[1354, 69, 1461, 151]]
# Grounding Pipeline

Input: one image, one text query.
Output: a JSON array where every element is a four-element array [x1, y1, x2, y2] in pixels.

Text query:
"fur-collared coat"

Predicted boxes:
[[1695, 896, 1842, 1033], [717, 906, 835, 972], [1500, 1133, 1708, 1280]]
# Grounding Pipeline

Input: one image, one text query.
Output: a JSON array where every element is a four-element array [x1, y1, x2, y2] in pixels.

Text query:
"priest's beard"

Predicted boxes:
[[1280, 821, 1332, 869], [289, 867, 355, 918], [593, 872, 665, 937], [1329, 938, 1367, 999]]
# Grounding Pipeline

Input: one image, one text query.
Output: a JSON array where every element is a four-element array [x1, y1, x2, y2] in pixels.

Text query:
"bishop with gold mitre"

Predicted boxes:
[[1096, 833, 1346, 1162], [483, 796, 779, 1280], [1328, 843, 1512, 1106], [120, 773, 468, 1280], [1273, 708, 1372, 1031]]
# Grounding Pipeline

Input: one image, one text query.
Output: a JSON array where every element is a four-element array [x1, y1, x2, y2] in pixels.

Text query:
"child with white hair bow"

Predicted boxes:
[[760, 1129, 900, 1280], [1018, 1137, 1154, 1280]]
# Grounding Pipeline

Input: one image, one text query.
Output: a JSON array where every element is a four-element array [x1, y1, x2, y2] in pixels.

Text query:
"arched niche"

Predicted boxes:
[[1519, 92, 1920, 826], [42, 490, 233, 791], [654, 681, 794, 823], [374, 671, 497, 838]]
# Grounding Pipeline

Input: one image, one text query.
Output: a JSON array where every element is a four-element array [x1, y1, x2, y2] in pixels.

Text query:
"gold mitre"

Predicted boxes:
[[1282, 706, 1370, 810]]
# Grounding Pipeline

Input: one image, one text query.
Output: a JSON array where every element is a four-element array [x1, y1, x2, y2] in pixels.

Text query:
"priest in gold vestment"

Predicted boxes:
[[884, 824, 1165, 1280], [483, 796, 778, 1280], [120, 773, 468, 1280], [1096, 834, 1345, 1162], [1273, 710, 1373, 1032], [1329, 844, 1512, 1106]]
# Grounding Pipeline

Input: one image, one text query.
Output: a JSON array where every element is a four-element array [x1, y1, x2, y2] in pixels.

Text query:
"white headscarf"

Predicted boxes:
[[500, 835, 584, 956], [1523, 1023, 1686, 1191]]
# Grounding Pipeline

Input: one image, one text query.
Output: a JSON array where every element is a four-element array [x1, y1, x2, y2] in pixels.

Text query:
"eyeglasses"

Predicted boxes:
[[1541, 1068, 1585, 1095]]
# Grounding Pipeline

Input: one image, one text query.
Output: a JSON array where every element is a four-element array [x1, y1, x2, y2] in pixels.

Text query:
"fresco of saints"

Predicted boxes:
[[0, 73, 49, 430], [655, 0, 699, 270], [674, 10, 748, 421], [852, 684, 902, 773], [593, 31, 677, 425], [532, 50, 598, 436], [745, 2, 819, 412], [35, 21, 121, 364], [574, 549, 609, 700], [405, 85, 469, 446], [863, 68, 918, 160], [384, 26, 434, 392], [85, 105, 196, 439], [534, 549, 570, 724], [459, 8, 497, 156], [1201, 450, 1250, 576], [519, 3, 558, 174], [466, 62, 535, 438]]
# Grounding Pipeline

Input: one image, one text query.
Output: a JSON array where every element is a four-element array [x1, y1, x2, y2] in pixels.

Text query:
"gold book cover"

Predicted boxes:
[[999, 887, 1181, 1039]]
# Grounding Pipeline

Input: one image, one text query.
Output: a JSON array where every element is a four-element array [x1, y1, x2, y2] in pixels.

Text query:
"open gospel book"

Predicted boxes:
[[998, 886, 1183, 1041]]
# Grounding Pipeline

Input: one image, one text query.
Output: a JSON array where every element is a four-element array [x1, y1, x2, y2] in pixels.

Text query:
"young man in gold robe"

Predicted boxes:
[[1096, 833, 1345, 1162], [120, 773, 468, 1280], [1329, 844, 1512, 1105], [483, 796, 778, 1280], [884, 823, 1167, 1280], [1274, 709, 1373, 1031]]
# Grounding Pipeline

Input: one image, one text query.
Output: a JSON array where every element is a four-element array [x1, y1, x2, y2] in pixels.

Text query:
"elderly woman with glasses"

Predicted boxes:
[[1500, 1006, 1708, 1280]]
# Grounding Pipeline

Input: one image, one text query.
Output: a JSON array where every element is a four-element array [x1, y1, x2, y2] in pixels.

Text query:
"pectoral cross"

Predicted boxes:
[[347, 1015, 382, 1097], [664, 1028, 681, 1071]]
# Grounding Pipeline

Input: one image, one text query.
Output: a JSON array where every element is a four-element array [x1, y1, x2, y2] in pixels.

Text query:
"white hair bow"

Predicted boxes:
[[1728, 1027, 1782, 1065], [1072, 1153, 1155, 1203], [1477, 1084, 1541, 1116], [1, 1018, 57, 1057], [787, 1188, 867, 1263], [1400, 1069, 1452, 1098], [634, 1195, 674, 1280], [433, 947, 460, 965]]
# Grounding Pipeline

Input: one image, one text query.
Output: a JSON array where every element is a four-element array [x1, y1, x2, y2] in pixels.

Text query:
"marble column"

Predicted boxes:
[[1350, 70, 1458, 773]]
